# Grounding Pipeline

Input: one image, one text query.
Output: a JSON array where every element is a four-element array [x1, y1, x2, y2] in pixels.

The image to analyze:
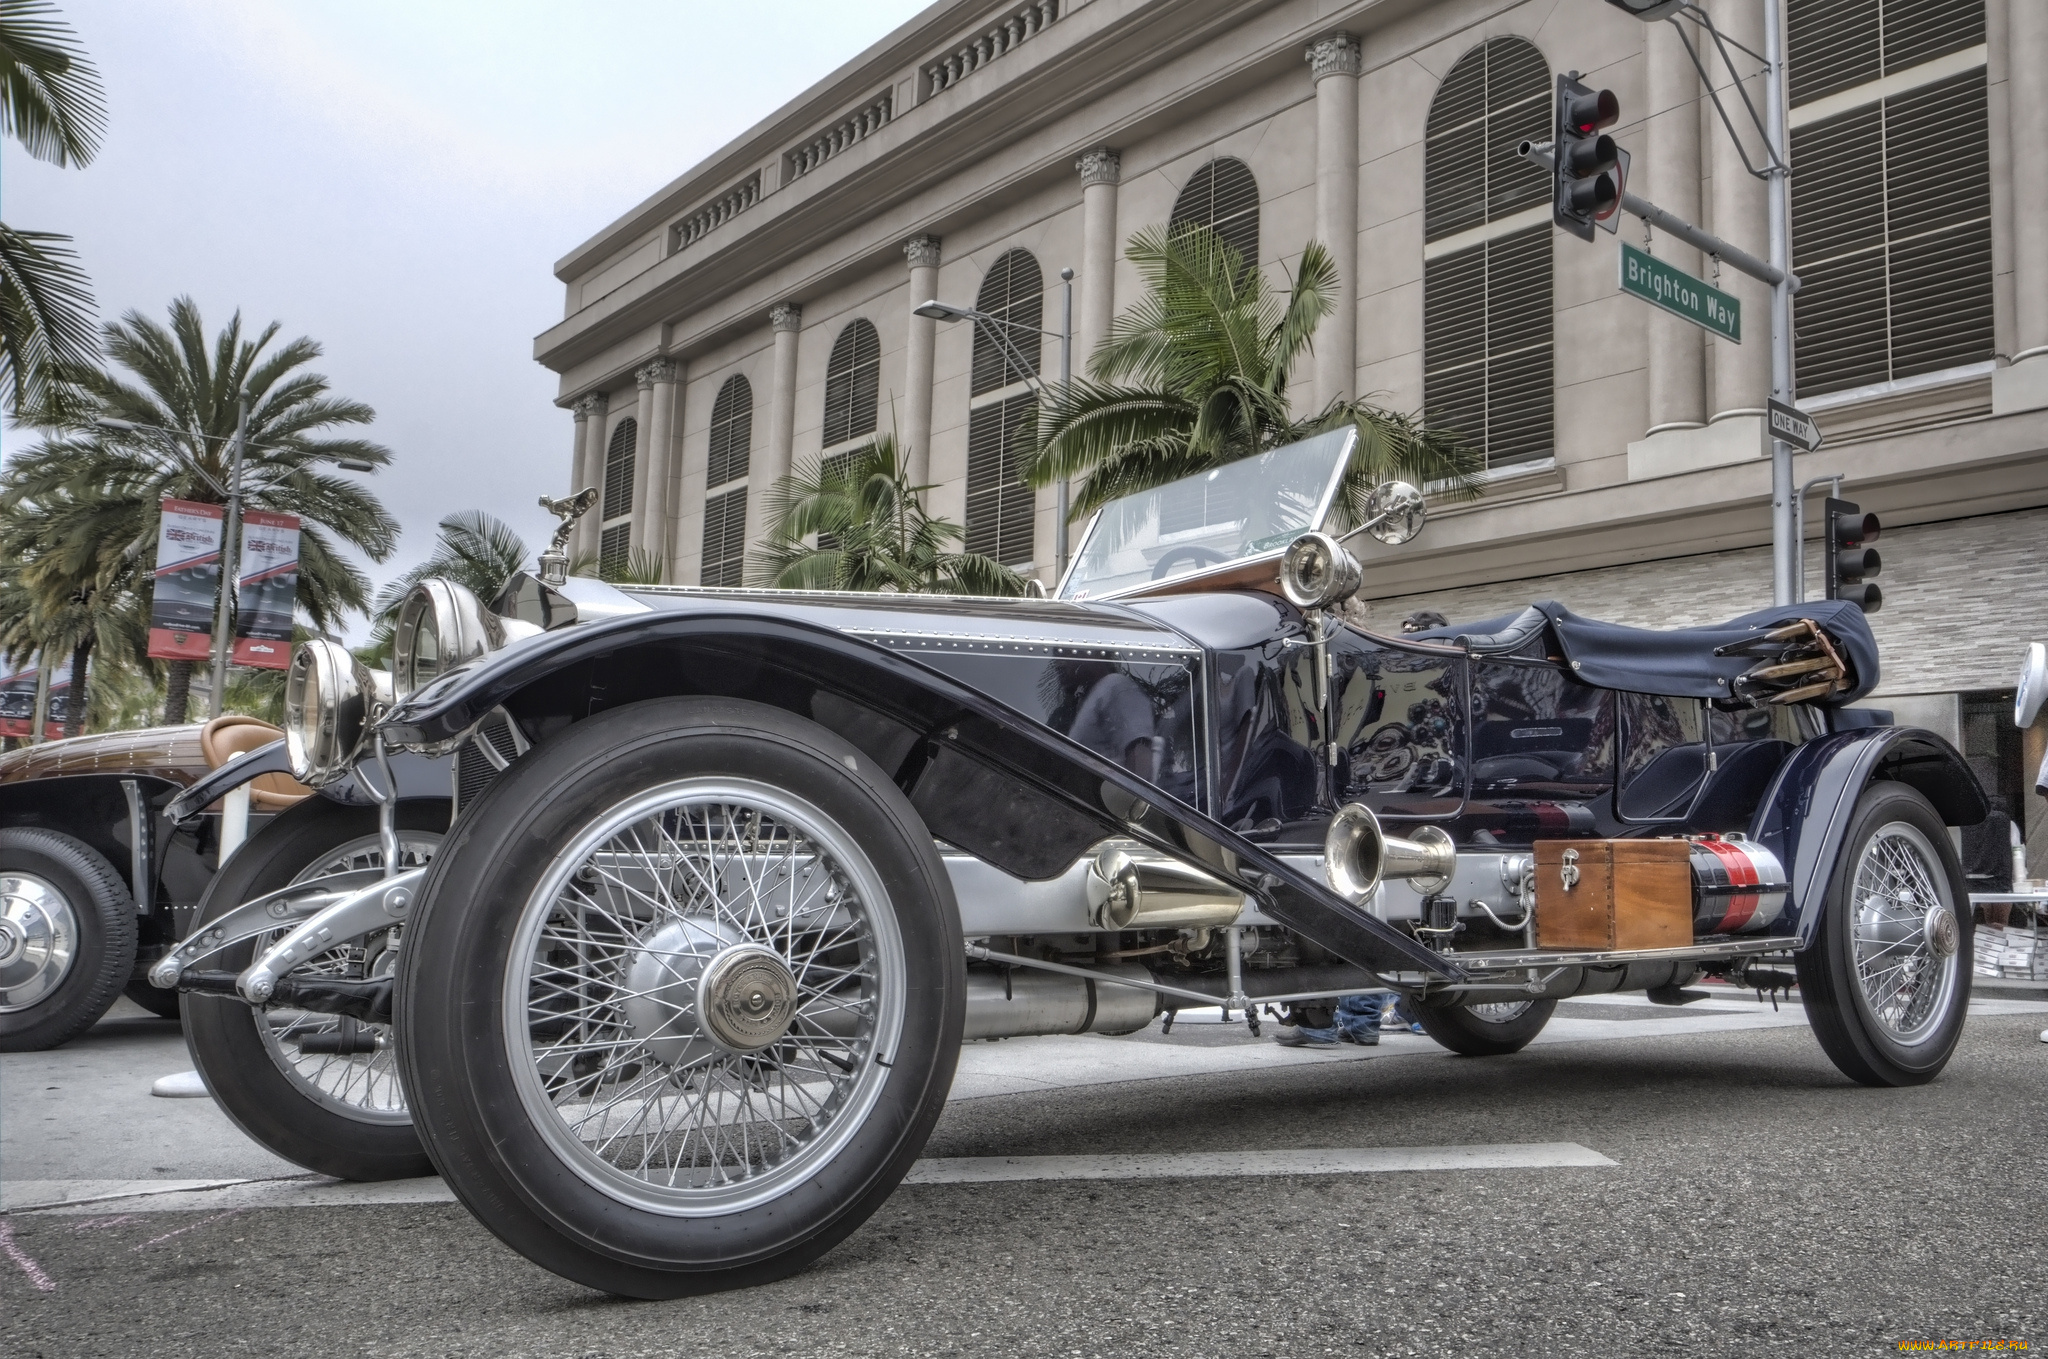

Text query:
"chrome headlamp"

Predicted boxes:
[[1280, 531, 1363, 610], [284, 639, 378, 786], [392, 579, 504, 698]]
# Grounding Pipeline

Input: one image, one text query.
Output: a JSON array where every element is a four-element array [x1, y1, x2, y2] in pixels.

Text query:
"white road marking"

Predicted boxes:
[[900, 1143, 1616, 1184], [12, 1142, 1614, 1214], [1, 1179, 258, 1213]]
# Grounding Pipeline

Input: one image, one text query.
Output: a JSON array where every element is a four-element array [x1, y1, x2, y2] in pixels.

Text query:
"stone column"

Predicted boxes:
[[748, 302, 802, 551], [1307, 33, 1361, 410], [1075, 147, 1121, 366], [1645, 19, 1706, 433], [1706, 0, 1770, 425], [630, 366, 659, 566], [572, 391, 610, 561], [635, 358, 679, 577], [902, 235, 941, 485], [1995, 0, 2048, 413]]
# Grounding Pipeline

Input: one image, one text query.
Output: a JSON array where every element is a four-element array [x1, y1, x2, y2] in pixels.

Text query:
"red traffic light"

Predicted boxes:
[[1564, 88, 1618, 134], [1831, 509, 1880, 546]]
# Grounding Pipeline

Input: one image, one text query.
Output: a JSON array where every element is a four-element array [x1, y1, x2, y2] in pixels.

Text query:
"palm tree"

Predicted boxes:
[[0, 2, 105, 420], [1024, 224, 1481, 529], [0, 485, 147, 737], [0, 298, 399, 722], [364, 510, 529, 661], [752, 434, 1024, 596]]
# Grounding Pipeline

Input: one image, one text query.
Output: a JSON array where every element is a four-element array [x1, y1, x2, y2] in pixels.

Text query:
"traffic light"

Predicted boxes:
[[1554, 73, 1621, 242], [1825, 498, 1882, 613]]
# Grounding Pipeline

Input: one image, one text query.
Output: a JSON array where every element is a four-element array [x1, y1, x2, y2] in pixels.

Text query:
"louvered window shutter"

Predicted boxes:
[[706, 376, 752, 488], [700, 487, 747, 587], [822, 321, 881, 447], [1168, 157, 1260, 265], [1421, 37, 1554, 471], [965, 394, 1037, 565], [602, 418, 637, 521], [599, 522, 631, 578], [1789, 0, 1990, 395], [971, 250, 1044, 396]]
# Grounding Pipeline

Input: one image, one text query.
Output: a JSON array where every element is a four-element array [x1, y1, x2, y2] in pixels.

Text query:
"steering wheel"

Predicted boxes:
[[1151, 545, 1230, 580]]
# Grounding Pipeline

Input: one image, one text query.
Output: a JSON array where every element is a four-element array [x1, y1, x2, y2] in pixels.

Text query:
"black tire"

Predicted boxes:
[[0, 828, 136, 1051], [181, 797, 449, 1181], [124, 979, 181, 1020], [1796, 782, 1971, 1087], [1413, 996, 1557, 1056], [397, 697, 965, 1299]]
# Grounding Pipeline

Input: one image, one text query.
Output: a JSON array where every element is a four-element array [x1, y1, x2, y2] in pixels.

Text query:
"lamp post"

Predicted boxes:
[[914, 282, 1075, 579]]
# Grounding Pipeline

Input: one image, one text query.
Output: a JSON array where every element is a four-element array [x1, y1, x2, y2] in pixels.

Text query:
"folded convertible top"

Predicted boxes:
[[1413, 599, 1880, 706]]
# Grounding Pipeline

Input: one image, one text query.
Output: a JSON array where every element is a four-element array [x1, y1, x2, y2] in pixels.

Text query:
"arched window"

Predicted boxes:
[[1168, 157, 1260, 264], [822, 319, 880, 447], [706, 374, 752, 488], [1422, 37, 1553, 471], [971, 249, 1042, 396], [600, 416, 637, 575], [965, 249, 1042, 566]]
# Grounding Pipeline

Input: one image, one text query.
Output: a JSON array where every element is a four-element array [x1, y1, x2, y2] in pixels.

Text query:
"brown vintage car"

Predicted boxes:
[[0, 715, 308, 1049]]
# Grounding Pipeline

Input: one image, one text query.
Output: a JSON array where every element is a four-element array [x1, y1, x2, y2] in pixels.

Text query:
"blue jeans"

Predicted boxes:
[[1298, 993, 1402, 1041]]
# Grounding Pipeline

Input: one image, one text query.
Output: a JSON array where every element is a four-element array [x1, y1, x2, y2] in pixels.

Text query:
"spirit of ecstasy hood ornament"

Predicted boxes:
[[537, 488, 599, 585]]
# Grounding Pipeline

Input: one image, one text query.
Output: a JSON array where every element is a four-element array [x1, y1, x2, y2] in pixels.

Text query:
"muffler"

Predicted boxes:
[[1324, 803, 1457, 899], [1085, 843, 1243, 930], [964, 963, 1158, 1040]]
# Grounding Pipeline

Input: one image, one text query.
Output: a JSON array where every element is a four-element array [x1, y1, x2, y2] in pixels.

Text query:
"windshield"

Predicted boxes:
[[1057, 428, 1353, 600]]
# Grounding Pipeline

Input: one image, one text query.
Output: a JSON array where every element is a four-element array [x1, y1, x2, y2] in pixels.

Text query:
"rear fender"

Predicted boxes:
[[376, 609, 1462, 981], [1748, 725, 1986, 947]]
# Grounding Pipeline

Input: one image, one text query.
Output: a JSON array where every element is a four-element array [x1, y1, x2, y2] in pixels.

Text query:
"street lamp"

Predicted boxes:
[[917, 267, 1077, 578]]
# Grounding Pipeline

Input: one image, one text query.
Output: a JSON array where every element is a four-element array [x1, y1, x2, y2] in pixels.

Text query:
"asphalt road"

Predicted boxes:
[[4, 994, 2046, 1358]]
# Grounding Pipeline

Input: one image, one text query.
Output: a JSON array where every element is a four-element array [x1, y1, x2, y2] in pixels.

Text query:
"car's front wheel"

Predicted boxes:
[[397, 697, 965, 1298], [1797, 782, 1971, 1087], [1412, 996, 1556, 1056]]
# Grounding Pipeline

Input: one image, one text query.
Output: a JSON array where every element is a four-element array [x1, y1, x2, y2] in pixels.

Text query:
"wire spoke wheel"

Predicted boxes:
[[505, 778, 906, 1216], [1847, 823, 1959, 1047], [246, 832, 441, 1126]]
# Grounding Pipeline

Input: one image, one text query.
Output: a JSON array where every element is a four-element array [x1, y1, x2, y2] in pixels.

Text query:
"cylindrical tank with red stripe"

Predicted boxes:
[[1689, 835, 1789, 933]]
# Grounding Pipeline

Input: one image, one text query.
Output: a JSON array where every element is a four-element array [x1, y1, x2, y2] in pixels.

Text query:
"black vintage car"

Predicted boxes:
[[156, 430, 1982, 1298]]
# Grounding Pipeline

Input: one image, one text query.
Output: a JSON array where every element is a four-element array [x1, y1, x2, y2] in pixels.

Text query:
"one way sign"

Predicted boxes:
[[1767, 397, 1823, 452]]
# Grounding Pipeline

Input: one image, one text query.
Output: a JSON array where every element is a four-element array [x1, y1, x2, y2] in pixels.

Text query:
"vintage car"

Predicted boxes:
[[151, 429, 1984, 1298]]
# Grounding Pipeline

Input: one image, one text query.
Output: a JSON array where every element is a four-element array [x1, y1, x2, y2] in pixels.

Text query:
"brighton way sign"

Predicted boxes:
[[1619, 241, 1740, 343]]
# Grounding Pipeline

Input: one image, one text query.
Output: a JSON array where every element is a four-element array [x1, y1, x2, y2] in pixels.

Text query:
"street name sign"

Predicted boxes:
[[1619, 241, 1740, 342], [1767, 397, 1824, 452]]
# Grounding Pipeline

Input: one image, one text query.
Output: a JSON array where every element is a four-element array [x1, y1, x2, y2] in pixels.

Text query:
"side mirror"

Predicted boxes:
[[1365, 481, 1427, 545]]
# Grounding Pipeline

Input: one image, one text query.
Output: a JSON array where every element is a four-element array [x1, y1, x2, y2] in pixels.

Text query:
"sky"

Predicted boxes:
[[2, 0, 930, 640]]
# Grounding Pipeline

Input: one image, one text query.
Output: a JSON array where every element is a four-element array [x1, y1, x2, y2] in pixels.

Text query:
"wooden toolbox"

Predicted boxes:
[[1533, 839, 1693, 951]]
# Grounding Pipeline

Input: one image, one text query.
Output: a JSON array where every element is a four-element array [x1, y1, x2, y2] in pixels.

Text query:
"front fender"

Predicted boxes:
[[165, 739, 452, 825], [376, 607, 1462, 981], [1749, 725, 1986, 948]]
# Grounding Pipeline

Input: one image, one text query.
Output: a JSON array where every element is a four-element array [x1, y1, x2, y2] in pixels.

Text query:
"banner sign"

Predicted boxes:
[[148, 498, 224, 662], [0, 658, 65, 741], [231, 509, 301, 669]]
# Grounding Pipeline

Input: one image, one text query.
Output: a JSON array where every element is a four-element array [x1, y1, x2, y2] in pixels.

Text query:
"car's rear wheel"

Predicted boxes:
[[181, 798, 447, 1180], [1412, 996, 1555, 1056], [0, 829, 135, 1052], [397, 697, 964, 1298], [1797, 782, 1970, 1087]]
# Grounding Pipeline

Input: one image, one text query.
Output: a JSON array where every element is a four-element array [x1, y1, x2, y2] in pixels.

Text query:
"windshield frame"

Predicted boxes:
[[1054, 428, 1356, 602]]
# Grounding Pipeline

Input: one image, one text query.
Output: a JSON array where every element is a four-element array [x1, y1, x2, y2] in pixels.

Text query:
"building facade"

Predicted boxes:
[[538, 0, 2048, 856]]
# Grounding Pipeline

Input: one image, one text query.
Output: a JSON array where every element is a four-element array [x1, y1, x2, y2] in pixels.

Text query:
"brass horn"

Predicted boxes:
[[1324, 802, 1456, 900]]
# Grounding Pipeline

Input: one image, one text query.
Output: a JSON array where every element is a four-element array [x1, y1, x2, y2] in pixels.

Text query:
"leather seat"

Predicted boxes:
[[199, 715, 312, 810]]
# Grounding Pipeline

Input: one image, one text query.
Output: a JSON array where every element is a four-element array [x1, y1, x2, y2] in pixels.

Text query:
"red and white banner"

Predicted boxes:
[[0, 657, 67, 742], [231, 509, 301, 670], [148, 498, 224, 662]]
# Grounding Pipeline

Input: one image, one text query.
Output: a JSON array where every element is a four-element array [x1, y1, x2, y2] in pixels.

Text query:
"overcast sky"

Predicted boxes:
[[2, 0, 929, 639]]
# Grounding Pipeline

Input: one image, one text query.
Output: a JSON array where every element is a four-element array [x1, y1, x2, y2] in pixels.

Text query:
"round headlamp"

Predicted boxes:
[[1280, 531, 1363, 611], [284, 638, 374, 786], [392, 579, 503, 698]]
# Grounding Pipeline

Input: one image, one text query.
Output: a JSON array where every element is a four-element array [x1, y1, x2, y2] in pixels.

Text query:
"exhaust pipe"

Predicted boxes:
[[964, 963, 1158, 1040], [1324, 803, 1456, 900], [1085, 843, 1243, 930]]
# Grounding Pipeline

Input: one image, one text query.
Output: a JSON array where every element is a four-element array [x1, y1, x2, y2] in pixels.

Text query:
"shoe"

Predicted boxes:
[[1407, 1021, 1426, 1034], [1338, 1029, 1380, 1046], [1272, 1025, 1340, 1047]]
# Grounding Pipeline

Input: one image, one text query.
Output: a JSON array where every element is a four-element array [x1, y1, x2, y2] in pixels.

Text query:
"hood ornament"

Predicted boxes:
[[537, 488, 598, 586]]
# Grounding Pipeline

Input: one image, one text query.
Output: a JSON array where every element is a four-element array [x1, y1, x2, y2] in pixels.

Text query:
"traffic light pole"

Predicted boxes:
[[1763, 0, 1797, 606]]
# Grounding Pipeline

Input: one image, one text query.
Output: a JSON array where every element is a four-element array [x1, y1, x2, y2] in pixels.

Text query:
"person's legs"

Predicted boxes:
[[1334, 993, 1382, 1044], [1274, 1000, 1341, 1046]]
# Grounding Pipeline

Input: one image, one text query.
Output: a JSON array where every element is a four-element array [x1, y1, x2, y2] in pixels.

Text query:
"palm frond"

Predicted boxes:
[[0, 0, 103, 166], [0, 224, 96, 419]]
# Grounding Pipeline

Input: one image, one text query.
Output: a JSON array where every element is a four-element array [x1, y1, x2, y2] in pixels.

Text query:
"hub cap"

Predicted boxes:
[[1849, 823, 1961, 1046], [0, 874, 77, 1012], [505, 778, 906, 1217]]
